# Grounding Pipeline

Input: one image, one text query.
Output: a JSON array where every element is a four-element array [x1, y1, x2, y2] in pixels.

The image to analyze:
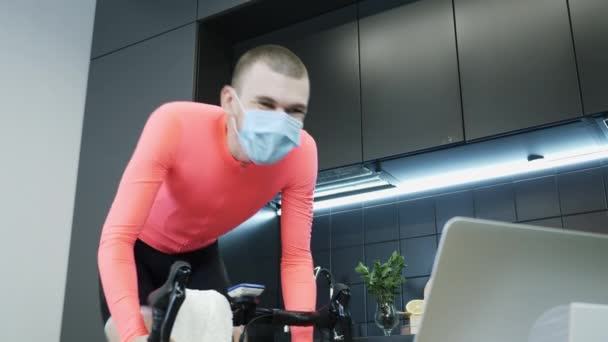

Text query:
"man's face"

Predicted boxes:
[[228, 61, 310, 127], [221, 61, 310, 163]]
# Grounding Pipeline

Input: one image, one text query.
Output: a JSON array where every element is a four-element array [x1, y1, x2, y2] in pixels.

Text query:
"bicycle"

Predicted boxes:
[[146, 261, 353, 342]]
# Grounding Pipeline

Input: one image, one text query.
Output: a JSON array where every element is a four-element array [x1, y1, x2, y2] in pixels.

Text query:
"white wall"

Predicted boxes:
[[0, 1, 96, 341]]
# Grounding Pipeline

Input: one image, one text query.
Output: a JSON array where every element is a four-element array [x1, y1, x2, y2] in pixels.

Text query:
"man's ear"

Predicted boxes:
[[220, 85, 234, 112]]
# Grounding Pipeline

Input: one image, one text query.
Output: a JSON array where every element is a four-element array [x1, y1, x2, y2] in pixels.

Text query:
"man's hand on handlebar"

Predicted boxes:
[[232, 325, 247, 342]]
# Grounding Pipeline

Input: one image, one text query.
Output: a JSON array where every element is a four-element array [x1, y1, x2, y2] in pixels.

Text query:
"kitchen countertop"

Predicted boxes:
[[312, 335, 414, 342], [353, 335, 415, 341]]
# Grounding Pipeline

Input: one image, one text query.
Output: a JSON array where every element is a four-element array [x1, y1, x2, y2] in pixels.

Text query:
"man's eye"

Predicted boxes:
[[259, 102, 273, 109], [289, 112, 306, 121]]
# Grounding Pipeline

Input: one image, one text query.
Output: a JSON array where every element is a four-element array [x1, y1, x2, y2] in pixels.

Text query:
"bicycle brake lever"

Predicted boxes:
[[329, 283, 352, 342], [148, 261, 191, 342], [159, 282, 186, 341]]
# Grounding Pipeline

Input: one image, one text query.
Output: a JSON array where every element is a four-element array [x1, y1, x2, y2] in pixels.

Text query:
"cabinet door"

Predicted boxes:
[[455, 0, 582, 140], [569, 0, 608, 115], [235, 6, 362, 170], [359, 0, 463, 161], [198, 0, 251, 20], [92, 0, 197, 58], [61, 24, 198, 342]]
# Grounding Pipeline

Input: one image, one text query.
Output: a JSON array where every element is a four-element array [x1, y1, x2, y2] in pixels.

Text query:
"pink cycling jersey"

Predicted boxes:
[[98, 101, 317, 342]]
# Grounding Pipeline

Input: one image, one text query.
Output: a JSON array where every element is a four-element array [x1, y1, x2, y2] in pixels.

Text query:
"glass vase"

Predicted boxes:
[[374, 300, 399, 336]]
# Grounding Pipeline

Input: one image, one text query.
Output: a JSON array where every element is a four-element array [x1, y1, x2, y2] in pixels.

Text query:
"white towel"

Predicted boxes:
[[170, 289, 234, 342]]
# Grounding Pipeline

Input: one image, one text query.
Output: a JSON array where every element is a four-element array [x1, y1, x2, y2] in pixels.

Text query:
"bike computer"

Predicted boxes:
[[227, 283, 265, 298]]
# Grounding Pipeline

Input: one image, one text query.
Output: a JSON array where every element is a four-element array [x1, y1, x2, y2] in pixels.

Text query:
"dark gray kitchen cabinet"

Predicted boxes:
[[61, 24, 198, 342], [91, 0, 197, 58], [235, 5, 363, 170], [198, 0, 252, 20], [288, 7, 362, 170], [359, 0, 464, 161], [455, 0, 582, 141], [569, 0, 608, 115]]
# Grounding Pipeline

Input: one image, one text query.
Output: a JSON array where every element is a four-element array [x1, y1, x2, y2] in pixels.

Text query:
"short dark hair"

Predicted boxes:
[[232, 44, 308, 91]]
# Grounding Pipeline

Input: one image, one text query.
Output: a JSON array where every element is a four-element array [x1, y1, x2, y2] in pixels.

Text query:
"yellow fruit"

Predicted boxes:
[[405, 299, 425, 315]]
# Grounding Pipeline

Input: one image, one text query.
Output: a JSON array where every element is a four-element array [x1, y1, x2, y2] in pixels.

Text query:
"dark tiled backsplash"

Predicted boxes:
[[365, 241, 400, 268], [331, 209, 364, 248], [402, 276, 430, 305], [434, 190, 475, 233], [514, 176, 560, 221], [473, 183, 517, 222], [311, 215, 330, 251], [309, 165, 608, 337], [563, 211, 608, 234], [558, 168, 607, 215], [331, 245, 364, 284], [398, 198, 436, 238], [363, 204, 399, 243], [400, 236, 437, 278], [521, 217, 563, 228]]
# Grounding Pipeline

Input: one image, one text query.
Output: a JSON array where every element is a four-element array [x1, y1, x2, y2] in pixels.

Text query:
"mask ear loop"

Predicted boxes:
[[228, 88, 251, 167], [230, 89, 246, 116], [229, 88, 247, 135]]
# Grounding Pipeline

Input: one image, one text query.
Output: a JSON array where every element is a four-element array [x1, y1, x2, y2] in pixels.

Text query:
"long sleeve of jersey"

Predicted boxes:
[[97, 104, 181, 342], [279, 137, 318, 342]]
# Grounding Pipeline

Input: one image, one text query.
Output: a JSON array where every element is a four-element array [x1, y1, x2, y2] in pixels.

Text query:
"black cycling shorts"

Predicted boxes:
[[98, 239, 231, 324]]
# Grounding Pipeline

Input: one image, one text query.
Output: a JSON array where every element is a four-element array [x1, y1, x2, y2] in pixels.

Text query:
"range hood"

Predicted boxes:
[[269, 163, 398, 211], [272, 114, 608, 213], [312, 164, 398, 201]]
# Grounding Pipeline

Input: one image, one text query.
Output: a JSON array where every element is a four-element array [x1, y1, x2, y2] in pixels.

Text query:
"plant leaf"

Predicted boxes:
[[355, 250, 409, 302]]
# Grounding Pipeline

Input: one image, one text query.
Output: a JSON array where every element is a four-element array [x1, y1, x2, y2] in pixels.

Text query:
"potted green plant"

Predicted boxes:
[[355, 250, 407, 336]]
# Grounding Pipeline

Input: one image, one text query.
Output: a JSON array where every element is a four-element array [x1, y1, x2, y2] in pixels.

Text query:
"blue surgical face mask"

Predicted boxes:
[[231, 91, 303, 165]]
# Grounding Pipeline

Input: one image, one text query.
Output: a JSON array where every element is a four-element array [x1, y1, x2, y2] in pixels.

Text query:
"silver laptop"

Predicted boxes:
[[415, 217, 608, 342]]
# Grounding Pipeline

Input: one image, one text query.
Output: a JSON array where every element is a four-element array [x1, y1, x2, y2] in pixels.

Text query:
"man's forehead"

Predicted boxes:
[[239, 63, 310, 106], [250, 93, 307, 107]]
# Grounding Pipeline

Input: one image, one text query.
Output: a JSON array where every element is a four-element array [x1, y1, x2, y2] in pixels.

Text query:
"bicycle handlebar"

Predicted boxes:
[[147, 261, 352, 342], [255, 308, 324, 326], [233, 282, 353, 341], [256, 309, 331, 328]]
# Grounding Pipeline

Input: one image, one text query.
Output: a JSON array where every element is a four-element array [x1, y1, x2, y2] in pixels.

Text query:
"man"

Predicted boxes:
[[98, 44, 318, 342]]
